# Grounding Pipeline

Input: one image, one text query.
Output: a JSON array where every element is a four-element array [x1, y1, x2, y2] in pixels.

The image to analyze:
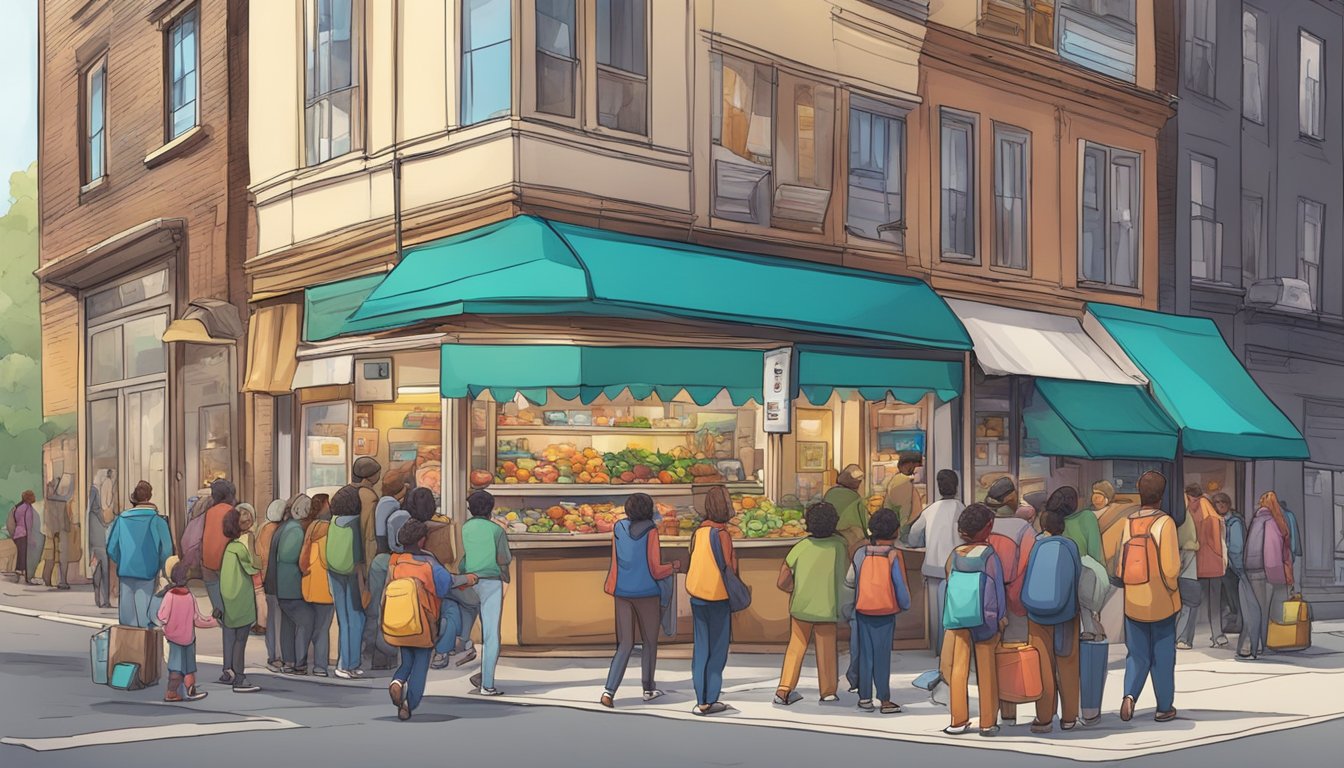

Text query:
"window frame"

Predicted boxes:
[[1242, 7, 1267, 124], [992, 123, 1031, 273], [1297, 197, 1324, 311], [535, 0, 579, 119], [1299, 29, 1325, 141], [81, 55, 109, 188], [303, 0, 362, 167], [1078, 140, 1142, 292], [593, 0, 649, 136], [1183, 0, 1217, 98], [1188, 153, 1220, 284], [844, 94, 908, 251], [163, 4, 201, 142], [461, 0, 514, 127], [940, 109, 979, 263], [1241, 192, 1266, 285]]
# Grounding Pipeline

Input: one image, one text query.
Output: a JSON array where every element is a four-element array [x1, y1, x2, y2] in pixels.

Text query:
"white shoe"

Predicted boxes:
[[642, 689, 665, 702], [333, 668, 355, 680]]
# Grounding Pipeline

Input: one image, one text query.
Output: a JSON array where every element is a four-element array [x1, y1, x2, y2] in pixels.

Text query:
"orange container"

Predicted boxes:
[[996, 642, 1044, 704]]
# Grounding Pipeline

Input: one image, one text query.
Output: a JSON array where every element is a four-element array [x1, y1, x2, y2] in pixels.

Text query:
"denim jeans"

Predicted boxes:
[[1174, 578, 1203, 646], [329, 572, 365, 670], [691, 598, 731, 706], [436, 600, 463, 655], [476, 579, 504, 689], [395, 646, 433, 712], [311, 603, 335, 672], [279, 598, 315, 668], [1123, 614, 1177, 713], [117, 576, 155, 628], [855, 612, 896, 703], [604, 595, 661, 694], [926, 576, 946, 657]]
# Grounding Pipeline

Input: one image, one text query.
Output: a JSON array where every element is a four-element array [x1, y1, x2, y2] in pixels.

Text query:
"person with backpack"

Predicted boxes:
[[256, 499, 286, 672], [353, 457, 382, 580], [327, 486, 368, 680], [1174, 485, 1209, 651], [219, 507, 262, 693], [462, 490, 511, 696], [1061, 482, 1105, 640], [385, 519, 479, 720], [907, 470, 964, 659], [844, 508, 911, 714], [367, 480, 409, 671], [1021, 490, 1083, 734], [940, 503, 1008, 737], [7, 490, 37, 585], [299, 495, 336, 677], [1189, 486, 1228, 649], [599, 492, 680, 709], [106, 482, 173, 628], [157, 560, 216, 702], [1242, 491, 1294, 659], [985, 477, 1034, 726], [773, 501, 847, 706], [197, 479, 238, 672], [1117, 471, 1181, 723], [1215, 494, 1255, 660], [685, 486, 738, 716]]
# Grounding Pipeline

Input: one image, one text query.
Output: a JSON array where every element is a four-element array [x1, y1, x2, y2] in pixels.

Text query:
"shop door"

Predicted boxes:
[[87, 386, 168, 529]]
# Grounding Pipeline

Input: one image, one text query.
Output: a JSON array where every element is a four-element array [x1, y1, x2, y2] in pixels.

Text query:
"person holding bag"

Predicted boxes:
[[685, 486, 743, 716]]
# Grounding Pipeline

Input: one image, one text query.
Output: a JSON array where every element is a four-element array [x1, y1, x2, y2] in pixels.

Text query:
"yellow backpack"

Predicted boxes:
[[381, 554, 439, 648], [301, 522, 334, 604]]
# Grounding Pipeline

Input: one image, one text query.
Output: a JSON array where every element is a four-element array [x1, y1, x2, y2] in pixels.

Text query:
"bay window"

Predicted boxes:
[[536, 0, 577, 117]]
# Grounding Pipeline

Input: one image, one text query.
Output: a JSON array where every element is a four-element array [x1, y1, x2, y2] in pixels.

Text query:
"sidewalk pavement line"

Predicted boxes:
[[0, 717, 302, 752]]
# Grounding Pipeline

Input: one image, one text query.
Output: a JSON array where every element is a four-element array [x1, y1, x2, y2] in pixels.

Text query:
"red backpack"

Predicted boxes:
[[988, 520, 1034, 616], [855, 545, 906, 616]]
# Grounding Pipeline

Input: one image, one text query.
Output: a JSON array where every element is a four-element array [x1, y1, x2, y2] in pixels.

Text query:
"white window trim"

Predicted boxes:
[[1299, 30, 1325, 140]]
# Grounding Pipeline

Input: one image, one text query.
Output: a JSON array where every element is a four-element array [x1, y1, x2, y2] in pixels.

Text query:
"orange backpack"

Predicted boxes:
[[1122, 515, 1161, 586], [381, 554, 440, 648], [855, 545, 905, 616]]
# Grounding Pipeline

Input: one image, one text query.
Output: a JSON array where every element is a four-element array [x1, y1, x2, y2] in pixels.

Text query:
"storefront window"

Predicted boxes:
[[183, 344, 234, 495], [88, 398, 119, 509], [868, 396, 931, 518], [353, 392, 443, 504], [972, 376, 1012, 502], [791, 405, 834, 503], [89, 327, 124, 385], [123, 314, 168, 379], [1302, 467, 1344, 584], [303, 401, 351, 491], [125, 388, 167, 517]]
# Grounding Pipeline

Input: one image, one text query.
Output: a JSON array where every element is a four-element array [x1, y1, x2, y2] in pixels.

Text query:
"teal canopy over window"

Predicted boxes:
[[1024, 378, 1178, 461], [439, 344, 764, 406], [1086, 303, 1309, 460], [796, 348, 962, 405], [341, 216, 971, 350], [304, 273, 385, 342]]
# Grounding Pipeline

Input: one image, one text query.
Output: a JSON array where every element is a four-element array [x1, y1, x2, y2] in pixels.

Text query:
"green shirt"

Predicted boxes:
[[462, 517, 512, 580], [1063, 508, 1104, 564], [783, 536, 849, 623], [220, 539, 260, 629], [824, 486, 866, 542]]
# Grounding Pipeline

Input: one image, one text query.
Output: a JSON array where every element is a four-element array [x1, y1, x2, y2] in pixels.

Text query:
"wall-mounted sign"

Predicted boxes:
[[763, 346, 793, 434]]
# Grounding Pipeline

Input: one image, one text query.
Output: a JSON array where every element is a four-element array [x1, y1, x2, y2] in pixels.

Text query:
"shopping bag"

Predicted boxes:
[[90, 628, 110, 685], [109, 625, 162, 687]]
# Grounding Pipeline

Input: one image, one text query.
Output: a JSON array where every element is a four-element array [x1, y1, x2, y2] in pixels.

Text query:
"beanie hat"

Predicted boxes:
[[353, 457, 382, 481]]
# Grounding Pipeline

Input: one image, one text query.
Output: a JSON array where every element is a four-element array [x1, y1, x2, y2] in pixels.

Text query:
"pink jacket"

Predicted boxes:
[[156, 587, 218, 646], [1261, 513, 1291, 586]]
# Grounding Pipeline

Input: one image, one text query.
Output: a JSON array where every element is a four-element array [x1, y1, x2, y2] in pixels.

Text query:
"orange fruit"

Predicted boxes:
[[515, 468, 532, 482]]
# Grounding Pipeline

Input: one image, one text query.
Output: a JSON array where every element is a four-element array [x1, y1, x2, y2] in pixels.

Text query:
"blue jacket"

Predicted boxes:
[[1282, 506, 1303, 559], [612, 519, 660, 599], [1225, 513, 1247, 575], [106, 506, 173, 581]]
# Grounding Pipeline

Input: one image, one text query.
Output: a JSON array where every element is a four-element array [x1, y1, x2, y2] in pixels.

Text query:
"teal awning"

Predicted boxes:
[[344, 216, 971, 350], [1024, 379, 1178, 461], [796, 348, 962, 405], [1086, 303, 1309, 460], [305, 273, 385, 342], [439, 344, 763, 406]]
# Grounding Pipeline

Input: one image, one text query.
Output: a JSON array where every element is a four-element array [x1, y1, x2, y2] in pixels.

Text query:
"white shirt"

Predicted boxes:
[[910, 498, 965, 578]]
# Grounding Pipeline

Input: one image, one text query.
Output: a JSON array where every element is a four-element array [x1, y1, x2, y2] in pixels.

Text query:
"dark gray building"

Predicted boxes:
[[1162, 0, 1344, 615]]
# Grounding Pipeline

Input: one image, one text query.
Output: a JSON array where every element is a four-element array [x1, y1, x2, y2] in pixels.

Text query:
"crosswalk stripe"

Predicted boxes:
[[1, 717, 302, 752]]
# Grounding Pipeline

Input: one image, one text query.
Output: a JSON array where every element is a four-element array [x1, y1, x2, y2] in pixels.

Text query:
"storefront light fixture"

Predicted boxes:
[[397, 386, 439, 396]]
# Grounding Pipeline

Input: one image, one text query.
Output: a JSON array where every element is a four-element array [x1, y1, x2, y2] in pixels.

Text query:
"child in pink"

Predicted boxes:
[[157, 561, 217, 702]]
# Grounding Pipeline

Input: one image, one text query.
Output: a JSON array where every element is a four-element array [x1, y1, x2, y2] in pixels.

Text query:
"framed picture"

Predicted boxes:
[[797, 441, 828, 472]]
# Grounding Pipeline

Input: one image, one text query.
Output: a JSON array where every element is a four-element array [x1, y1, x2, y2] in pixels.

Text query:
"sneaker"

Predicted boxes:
[[1031, 720, 1053, 734], [1060, 720, 1077, 731], [163, 690, 184, 703], [232, 683, 261, 694], [350, 668, 367, 678], [1175, 641, 1192, 650], [431, 653, 451, 670], [642, 689, 665, 702], [857, 699, 875, 712], [389, 679, 405, 708], [285, 666, 308, 676], [217, 671, 235, 685], [312, 668, 329, 678], [1080, 714, 1102, 727], [773, 691, 803, 706], [600, 692, 615, 708], [398, 700, 412, 721], [266, 659, 285, 673], [1212, 636, 1229, 648], [694, 702, 728, 716], [943, 723, 971, 735], [333, 668, 356, 680], [185, 687, 208, 702], [477, 687, 503, 697], [819, 694, 840, 703], [979, 726, 1001, 737], [1120, 695, 1136, 722], [454, 648, 477, 667], [848, 684, 859, 694]]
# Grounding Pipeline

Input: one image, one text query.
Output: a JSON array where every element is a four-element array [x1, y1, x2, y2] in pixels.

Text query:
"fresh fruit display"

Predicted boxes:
[[494, 502, 620, 534], [728, 494, 806, 539], [495, 443, 611, 485], [469, 469, 493, 488], [603, 448, 719, 485]]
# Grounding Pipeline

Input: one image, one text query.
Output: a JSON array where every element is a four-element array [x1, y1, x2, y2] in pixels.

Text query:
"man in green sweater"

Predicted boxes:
[[824, 465, 868, 556], [461, 490, 511, 696], [1062, 485, 1107, 639]]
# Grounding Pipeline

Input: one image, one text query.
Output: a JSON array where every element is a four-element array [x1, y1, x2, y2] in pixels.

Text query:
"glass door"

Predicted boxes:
[[125, 386, 168, 520]]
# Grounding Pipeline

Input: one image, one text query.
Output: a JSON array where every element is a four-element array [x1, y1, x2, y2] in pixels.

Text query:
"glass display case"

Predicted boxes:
[[354, 392, 443, 502]]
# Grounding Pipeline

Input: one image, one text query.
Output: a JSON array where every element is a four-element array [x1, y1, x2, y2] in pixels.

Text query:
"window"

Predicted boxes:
[[1298, 198, 1323, 310], [993, 125, 1030, 270], [710, 54, 833, 231], [1242, 9, 1267, 123], [1184, 0, 1216, 97], [1189, 155, 1218, 282], [1300, 31, 1324, 139], [83, 59, 107, 184], [462, 0, 511, 126], [1057, 0, 1138, 82], [596, 0, 647, 134], [304, 401, 352, 489], [536, 0, 576, 117], [940, 111, 976, 260], [304, 0, 358, 166], [845, 97, 905, 248], [1080, 141, 1140, 289], [1242, 193, 1265, 283], [165, 6, 199, 140], [1303, 467, 1344, 585]]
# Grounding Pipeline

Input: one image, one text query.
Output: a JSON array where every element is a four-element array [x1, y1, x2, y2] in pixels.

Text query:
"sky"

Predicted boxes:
[[0, 0, 38, 183]]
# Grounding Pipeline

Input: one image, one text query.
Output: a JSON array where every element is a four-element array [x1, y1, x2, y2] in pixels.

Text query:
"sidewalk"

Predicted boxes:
[[4, 578, 1343, 762]]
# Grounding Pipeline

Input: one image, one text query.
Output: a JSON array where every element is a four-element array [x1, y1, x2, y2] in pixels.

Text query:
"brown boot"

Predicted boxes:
[[164, 672, 184, 702]]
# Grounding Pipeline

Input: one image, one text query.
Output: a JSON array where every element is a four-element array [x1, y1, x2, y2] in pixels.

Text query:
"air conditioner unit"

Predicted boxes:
[[1247, 277, 1314, 312]]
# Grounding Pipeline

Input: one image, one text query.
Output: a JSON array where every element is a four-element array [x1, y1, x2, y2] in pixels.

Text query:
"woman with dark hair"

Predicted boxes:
[[600, 492, 680, 708], [685, 486, 737, 715], [220, 507, 261, 692]]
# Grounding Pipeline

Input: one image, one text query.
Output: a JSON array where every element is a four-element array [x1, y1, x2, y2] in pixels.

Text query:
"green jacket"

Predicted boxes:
[[824, 486, 866, 546], [220, 539, 260, 628], [462, 517, 512, 581], [1063, 508, 1104, 564]]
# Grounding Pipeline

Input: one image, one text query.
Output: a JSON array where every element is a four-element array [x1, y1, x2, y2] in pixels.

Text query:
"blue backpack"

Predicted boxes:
[[943, 545, 998, 631], [1021, 535, 1080, 625]]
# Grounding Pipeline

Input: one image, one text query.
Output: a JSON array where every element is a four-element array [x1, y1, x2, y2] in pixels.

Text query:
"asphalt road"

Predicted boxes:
[[0, 612, 1340, 768]]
